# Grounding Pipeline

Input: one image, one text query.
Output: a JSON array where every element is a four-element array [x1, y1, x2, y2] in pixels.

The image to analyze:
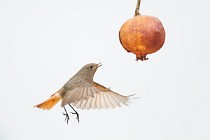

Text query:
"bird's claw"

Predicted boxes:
[[63, 105, 79, 124], [71, 112, 79, 123], [63, 112, 70, 124]]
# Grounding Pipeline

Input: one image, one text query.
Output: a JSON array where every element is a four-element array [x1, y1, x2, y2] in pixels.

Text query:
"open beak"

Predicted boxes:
[[97, 62, 103, 68]]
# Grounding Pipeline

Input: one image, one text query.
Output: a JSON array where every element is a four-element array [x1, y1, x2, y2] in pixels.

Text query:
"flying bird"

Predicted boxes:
[[34, 63, 133, 124]]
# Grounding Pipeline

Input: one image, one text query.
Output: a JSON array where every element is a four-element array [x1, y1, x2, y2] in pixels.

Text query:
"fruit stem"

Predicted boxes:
[[134, 0, 141, 16]]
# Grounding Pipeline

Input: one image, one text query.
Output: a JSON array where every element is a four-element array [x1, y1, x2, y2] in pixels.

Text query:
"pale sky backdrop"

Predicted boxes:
[[1, 0, 210, 140]]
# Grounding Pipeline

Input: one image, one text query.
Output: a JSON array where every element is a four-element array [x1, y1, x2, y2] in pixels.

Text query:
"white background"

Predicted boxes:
[[1, 0, 210, 140]]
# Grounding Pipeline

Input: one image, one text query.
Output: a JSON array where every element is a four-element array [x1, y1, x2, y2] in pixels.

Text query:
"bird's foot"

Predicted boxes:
[[63, 106, 70, 124], [71, 111, 79, 123], [63, 112, 70, 124]]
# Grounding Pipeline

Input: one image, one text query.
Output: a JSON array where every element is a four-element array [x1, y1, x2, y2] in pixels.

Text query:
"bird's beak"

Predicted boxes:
[[97, 62, 102, 68]]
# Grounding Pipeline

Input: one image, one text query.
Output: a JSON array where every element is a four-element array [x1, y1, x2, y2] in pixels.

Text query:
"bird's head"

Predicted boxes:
[[76, 63, 102, 81]]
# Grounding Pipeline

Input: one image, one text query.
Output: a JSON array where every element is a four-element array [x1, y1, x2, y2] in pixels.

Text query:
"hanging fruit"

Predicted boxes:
[[119, 0, 165, 61]]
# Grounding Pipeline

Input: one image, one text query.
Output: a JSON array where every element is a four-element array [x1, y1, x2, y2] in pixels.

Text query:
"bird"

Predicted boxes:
[[34, 63, 134, 124]]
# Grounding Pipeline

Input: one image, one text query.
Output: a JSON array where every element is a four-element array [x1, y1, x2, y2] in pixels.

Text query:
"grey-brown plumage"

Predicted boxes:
[[34, 63, 133, 123]]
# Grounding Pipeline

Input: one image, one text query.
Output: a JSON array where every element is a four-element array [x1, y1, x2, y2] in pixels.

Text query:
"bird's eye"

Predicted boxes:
[[89, 66, 93, 69]]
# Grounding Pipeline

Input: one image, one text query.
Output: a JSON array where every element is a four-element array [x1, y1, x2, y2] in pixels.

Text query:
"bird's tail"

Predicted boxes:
[[34, 93, 61, 110]]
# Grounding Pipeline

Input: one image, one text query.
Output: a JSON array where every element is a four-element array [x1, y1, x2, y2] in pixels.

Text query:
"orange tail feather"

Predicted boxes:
[[34, 93, 61, 110]]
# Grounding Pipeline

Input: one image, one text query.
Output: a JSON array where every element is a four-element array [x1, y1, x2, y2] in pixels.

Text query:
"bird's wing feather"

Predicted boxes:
[[61, 80, 99, 107], [71, 82, 132, 110]]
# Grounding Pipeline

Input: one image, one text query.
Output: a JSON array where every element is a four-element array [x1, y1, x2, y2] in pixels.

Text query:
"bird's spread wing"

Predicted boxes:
[[61, 80, 98, 107], [62, 81, 132, 109]]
